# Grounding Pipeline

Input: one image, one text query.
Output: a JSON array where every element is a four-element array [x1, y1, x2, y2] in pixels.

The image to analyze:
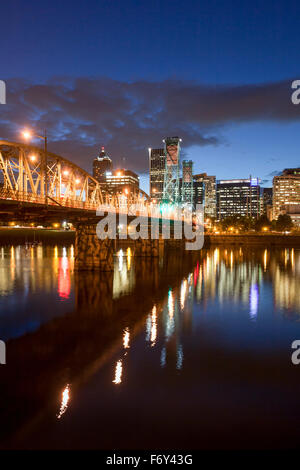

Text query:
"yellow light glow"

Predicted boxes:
[[75, 178, 80, 184], [113, 360, 123, 384], [22, 130, 32, 140], [57, 384, 70, 419], [123, 327, 130, 349], [150, 305, 157, 345], [63, 170, 69, 176], [29, 154, 36, 162]]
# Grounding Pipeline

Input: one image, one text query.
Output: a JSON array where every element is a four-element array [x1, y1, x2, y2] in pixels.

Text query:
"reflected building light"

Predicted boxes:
[[180, 279, 188, 310], [291, 249, 295, 270], [58, 257, 70, 300], [168, 289, 174, 318], [176, 344, 183, 370], [284, 248, 288, 267], [118, 249, 123, 272], [160, 347, 166, 368], [150, 306, 157, 346], [263, 249, 268, 272], [249, 283, 259, 320], [62, 247, 67, 258], [113, 359, 123, 384], [146, 306, 157, 346], [214, 248, 219, 267], [123, 327, 130, 349], [37, 245, 43, 259], [54, 245, 58, 259], [57, 384, 70, 419], [165, 313, 175, 341], [70, 244, 74, 259], [126, 247, 132, 270], [230, 251, 233, 269]]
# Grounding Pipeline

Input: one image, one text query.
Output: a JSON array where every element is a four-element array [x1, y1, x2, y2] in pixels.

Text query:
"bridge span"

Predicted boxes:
[[0, 140, 190, 270]]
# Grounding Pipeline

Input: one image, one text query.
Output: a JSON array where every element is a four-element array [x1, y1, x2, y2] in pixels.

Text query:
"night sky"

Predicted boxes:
[[1, 0, 300, 192]]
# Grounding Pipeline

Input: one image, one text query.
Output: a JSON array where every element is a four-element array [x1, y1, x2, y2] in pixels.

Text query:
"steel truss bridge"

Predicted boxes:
[[0, 140, 151, 223]]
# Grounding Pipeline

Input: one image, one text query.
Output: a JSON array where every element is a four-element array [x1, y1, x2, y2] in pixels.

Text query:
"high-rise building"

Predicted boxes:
[[149, 148, 165, 203], [273, 168, 300, 225], [261, 187, 273, 216], [217, 178, 260, 220], [181, 160, 194, 205], [93, 147, 113, 182], [193, 173, 216, 218], [100, 168, 139, 195], [162, 136, 181, 204]]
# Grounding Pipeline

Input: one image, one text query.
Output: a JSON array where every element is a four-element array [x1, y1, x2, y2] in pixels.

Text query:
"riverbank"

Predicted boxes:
[[205, 233, 300, 247], [0, 227, 299, 247], [0, 227, 75, 244]]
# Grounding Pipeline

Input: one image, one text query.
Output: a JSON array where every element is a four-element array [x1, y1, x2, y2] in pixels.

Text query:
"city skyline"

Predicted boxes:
[[0, 0, 300, 194]]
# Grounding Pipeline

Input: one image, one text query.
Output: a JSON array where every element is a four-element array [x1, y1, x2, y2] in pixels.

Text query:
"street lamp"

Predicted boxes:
[[22, 129, 48, 204]]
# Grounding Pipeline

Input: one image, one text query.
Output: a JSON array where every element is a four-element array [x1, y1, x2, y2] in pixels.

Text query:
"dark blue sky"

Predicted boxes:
[[1, 0, 300, 191]]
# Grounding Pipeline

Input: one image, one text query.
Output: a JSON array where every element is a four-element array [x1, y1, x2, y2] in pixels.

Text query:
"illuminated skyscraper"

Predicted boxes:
[[149, 148, 165, 203], [273, 168, 300, 225], [162, 136, 181, 204], [93, 147, 113, 182], [181, 160, 194, 205], [193, 173, 216, 218], [217, 178, 260, 220], [101, 168, 139, 196]]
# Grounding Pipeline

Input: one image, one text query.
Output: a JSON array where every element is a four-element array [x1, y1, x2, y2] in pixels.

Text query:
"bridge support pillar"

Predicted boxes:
[[75, 223, 114, 271], [134, 237, 164, 257]]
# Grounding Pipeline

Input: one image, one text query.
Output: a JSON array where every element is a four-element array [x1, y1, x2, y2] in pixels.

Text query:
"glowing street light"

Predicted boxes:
[[21, 128, 48, 204], [29, 154, 37, 162], [22, 130, 32, 140]]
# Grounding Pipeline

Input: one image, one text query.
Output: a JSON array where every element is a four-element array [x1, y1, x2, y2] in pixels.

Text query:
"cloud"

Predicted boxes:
[[0, 77, 299, 173], [268, 170, 282, 177]]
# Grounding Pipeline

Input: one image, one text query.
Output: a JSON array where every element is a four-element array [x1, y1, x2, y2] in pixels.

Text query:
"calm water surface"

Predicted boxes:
[[0, 244, 300, 449]]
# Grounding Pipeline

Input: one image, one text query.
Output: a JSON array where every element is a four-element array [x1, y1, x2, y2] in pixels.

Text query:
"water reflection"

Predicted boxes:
[[57, 384, 71, 419], [2, 245, 300, 448], [113, 360, 123, 385]]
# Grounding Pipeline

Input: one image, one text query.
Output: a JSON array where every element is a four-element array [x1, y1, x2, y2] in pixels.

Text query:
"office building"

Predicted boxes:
[[101, 168, 139, 195], [273, 168, 300, 225], [217, 178, 260, 220], [181, 160, 194, 205], [93, 147, 113, 182], [193, 173, 216, 218], [149, 148, 165, 203], [261, 187, 273, 217]]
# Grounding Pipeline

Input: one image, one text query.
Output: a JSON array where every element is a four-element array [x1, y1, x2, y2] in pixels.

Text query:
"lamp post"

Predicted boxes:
[[22, 129, 48, 205]]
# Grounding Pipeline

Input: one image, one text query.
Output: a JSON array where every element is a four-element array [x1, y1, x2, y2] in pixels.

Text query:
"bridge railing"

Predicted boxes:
[[0, 188, 101, 211]]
